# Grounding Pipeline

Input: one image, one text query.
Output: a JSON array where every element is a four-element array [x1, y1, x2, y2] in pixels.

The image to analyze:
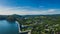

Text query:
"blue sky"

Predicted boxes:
[[0, 0, 60, 15]]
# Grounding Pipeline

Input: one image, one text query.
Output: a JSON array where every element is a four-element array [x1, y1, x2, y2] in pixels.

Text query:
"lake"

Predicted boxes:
[[0, 20, 19, 34]]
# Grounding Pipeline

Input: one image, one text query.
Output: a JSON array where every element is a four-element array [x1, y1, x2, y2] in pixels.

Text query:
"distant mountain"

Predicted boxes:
[[0, 14, 60, 20]]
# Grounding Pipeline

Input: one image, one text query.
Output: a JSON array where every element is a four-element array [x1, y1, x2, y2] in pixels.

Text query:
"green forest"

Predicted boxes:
[[5, 14, 60, 34]]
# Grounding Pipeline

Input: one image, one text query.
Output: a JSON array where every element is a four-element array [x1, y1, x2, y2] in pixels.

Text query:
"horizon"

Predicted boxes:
[[0, 0, 60, 15], [0, 14, 60, 16]]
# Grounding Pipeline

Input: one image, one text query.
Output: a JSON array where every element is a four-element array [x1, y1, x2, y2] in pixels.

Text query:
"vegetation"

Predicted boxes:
[[6, 16, 16, 22], [15, 15, 60, 34], [31, 16, 60, 34], [0, 14, 60, 34]]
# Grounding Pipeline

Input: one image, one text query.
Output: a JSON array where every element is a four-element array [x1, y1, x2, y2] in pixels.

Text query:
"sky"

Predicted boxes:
[[0, 0, 60, 15]]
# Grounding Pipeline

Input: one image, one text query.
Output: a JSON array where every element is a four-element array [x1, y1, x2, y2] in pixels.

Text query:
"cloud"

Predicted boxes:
[[0, 6, 60, 15], [48, 9, 56, 13]]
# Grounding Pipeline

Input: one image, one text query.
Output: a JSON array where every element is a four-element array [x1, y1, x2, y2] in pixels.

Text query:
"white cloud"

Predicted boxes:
[[48, 9, 56, 13], [0, 6, 60, 15]]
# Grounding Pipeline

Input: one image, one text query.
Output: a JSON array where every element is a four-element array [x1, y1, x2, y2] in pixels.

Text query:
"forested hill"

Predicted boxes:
[[0, 14, 60, 20], [0, 14, 59, 22]]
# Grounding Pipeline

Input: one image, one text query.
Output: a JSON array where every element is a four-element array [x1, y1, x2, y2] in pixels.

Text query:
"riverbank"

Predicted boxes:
[[19, 30, 31, 34], [16, 21, 31, 34]]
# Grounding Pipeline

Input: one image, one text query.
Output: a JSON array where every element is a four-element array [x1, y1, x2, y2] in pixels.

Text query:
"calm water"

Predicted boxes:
[[0, 20, 19, 34]]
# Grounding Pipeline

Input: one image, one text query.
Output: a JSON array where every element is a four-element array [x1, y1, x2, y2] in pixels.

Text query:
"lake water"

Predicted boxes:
[[0, 20, 19, 34]]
